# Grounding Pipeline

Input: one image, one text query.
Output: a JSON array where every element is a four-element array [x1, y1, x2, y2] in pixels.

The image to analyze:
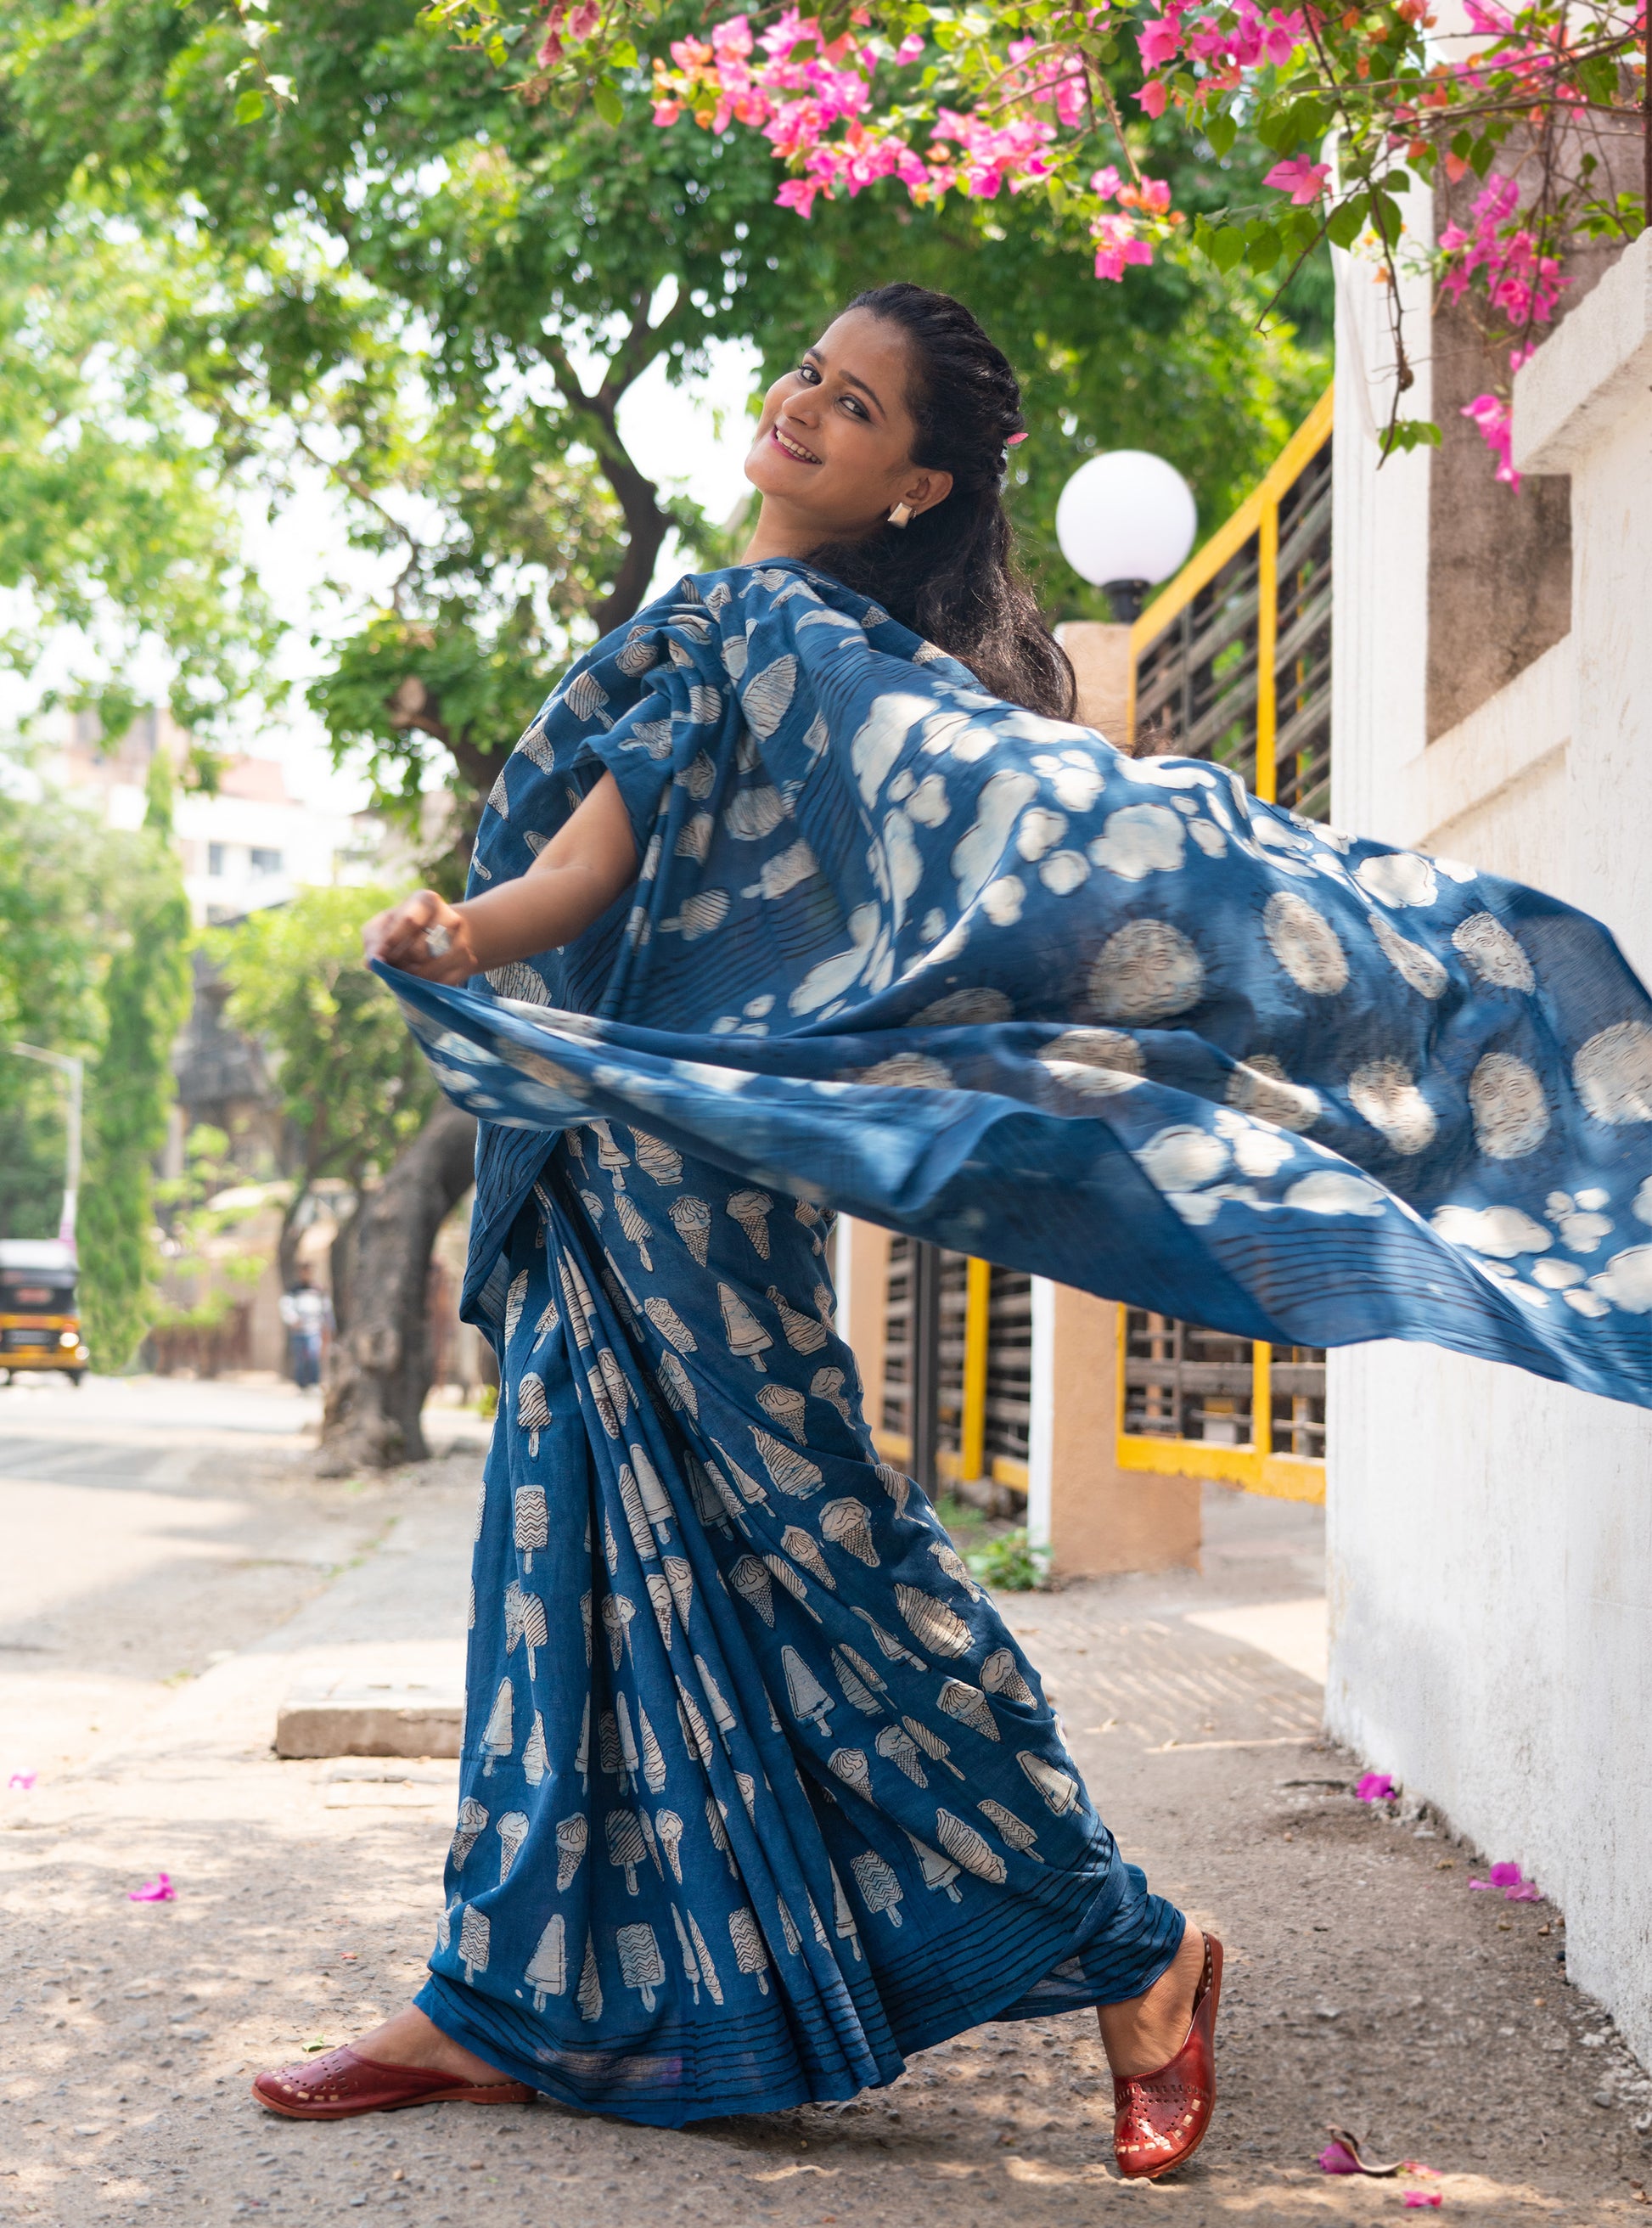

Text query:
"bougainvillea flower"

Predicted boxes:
[[128, 1872, 176, 1903], [1403, 2194, 1443, 2209], [1504, 1880, 1542, 1901], [1265, 156, 1333, 203], [1356, 1771, 1396, 1802], [6, 1770, 36, 1791], [1318, 2140, 1363, 2174]]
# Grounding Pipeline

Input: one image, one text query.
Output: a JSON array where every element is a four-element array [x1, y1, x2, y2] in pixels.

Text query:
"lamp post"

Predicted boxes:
[[1055, 449, 1198, 624], [3, 1044, 84, 1252]]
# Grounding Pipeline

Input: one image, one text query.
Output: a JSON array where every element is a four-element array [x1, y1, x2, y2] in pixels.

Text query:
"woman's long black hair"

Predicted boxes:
[[805, 283, 1076, 721]]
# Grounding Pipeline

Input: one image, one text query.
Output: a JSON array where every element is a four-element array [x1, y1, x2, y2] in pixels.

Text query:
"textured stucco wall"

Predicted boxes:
[[1328, 228, 1652, 2065]]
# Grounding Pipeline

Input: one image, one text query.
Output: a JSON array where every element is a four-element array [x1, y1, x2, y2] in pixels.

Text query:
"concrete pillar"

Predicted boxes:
[[1056, 621, 1133, 747], [1027, 1279, 1202, 1580], [834, 1215, 891, 1436]]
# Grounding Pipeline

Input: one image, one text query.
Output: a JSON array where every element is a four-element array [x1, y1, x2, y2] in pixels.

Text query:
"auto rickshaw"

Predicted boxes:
[[0, 1238, 87, 1384]]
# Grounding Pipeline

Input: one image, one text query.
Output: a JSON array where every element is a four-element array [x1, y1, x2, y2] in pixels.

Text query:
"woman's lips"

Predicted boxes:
[[770, 423, 822, 465]]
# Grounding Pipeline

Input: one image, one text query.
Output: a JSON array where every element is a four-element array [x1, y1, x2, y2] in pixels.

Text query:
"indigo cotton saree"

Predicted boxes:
[[385, 558, 1652, 2121]]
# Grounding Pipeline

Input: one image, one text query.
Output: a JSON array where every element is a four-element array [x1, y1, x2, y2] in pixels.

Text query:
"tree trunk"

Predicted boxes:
[[317, 1102, 477, 1474]]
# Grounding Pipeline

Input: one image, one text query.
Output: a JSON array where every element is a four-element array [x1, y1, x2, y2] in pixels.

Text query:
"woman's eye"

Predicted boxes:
[[840, 395, 868, 419], [796, 363, 820, 385]]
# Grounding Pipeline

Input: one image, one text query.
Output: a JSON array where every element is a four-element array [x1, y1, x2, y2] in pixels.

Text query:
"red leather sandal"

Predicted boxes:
[[252, 2045, 536, 2120], [1112, 1933, 1223, 2180]]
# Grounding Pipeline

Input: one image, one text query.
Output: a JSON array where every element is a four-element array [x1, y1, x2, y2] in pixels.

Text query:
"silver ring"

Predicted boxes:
[[423, 923, 452, 958]]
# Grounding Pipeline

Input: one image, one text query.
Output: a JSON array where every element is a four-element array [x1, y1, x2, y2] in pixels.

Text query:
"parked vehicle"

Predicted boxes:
[[0, 1239, 87, 1384]]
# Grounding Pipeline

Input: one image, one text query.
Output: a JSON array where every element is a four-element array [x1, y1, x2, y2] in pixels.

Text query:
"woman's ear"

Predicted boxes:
[[900, 469, 953, 520]]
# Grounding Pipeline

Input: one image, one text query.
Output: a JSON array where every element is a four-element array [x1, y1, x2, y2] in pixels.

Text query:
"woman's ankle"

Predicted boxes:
[[1097, 1925, 1205, 2079]]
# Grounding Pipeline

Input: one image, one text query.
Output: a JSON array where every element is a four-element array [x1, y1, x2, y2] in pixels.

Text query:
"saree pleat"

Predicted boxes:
[[416, 1138, 1178, 2123]]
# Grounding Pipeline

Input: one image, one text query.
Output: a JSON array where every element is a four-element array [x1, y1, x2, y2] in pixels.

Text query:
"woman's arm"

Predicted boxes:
[[362, 771, 640, 985]]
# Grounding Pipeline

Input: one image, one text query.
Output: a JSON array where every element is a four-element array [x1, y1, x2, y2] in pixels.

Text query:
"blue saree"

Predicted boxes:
[[385, 559, 1652, 2123]]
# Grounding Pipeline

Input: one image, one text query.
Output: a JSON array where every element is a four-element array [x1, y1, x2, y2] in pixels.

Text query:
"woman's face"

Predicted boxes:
[[743, 307, 953, 542]]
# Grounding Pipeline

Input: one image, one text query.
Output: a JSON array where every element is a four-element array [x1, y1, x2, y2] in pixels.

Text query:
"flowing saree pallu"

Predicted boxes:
[[385, 559, 1652, 2121]]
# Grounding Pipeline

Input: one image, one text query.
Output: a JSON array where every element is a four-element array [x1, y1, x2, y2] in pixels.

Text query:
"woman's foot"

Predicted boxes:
[[1096, 1923, 1206, 2078], [251, 2006, 535, 2121], [347, 2005, 506, 2085]]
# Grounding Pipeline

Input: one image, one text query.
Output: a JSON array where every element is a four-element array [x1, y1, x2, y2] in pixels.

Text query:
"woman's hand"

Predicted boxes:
[[362, 891, 483, 985]]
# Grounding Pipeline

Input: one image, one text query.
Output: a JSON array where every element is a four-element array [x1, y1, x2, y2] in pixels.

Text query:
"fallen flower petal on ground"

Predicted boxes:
[[1357, 1772, 1396, 1802], [1488, 1861, 1524, 1887], [127, 1873, 176, 1902], [1504, 1881, 1542, 1900], [8, 1770, 37, 1790], [1319, 2140, 1363, 2174], [1404, 2193, 1443, 2208], [1320, 2128, 1407, 2175]]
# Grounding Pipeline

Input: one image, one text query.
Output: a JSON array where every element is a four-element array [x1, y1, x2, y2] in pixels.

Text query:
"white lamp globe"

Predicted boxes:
[[1055, 450, 1197, 616]]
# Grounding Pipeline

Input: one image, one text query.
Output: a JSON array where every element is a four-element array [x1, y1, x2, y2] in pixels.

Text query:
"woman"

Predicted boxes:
[[251, 286, 1222, 2180]]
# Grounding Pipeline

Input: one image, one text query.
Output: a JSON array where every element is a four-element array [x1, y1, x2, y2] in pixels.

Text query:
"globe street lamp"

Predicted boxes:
[[1055, 450, 1198, 624]]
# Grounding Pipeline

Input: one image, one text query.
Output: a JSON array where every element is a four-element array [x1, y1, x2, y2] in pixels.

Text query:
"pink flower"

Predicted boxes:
[[1265, 156, 1333, 204], [566, 0, 599, 39], [895, 31, 924, 61], [7, 1770, 36, 1791], [1318, 2141, 1363, 2175], [1089, 164, 1122, 198], [1138, 15, 1183, 65], [1505, 1881, 1542, 1901], [1487, 1860, 1523, 1887], [1356, 1771, 1396, 1802], [1462, 393, 1519, 485], [1136, 77, 1169, 116], [1403, 2196, 1442, 2210], [128, 1872, 176, 1903], [776, 175, 823, 215]]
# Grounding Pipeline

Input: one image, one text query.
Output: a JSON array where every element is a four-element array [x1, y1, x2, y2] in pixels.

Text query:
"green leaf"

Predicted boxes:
[[608, 37, 638, 66], [590, 76, 623, 127], [1205, 222, 1247, 273], [233, 87, 266, 125], [1244, 219, 1283, 270], [1326, 192, 1368, 250], [1204, 111, 1237, 160]]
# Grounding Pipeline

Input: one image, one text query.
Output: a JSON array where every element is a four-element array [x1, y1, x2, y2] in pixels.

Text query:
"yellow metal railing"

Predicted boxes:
[[1116, 388, 1335, 1505], [1127, 383, 1334, 807]]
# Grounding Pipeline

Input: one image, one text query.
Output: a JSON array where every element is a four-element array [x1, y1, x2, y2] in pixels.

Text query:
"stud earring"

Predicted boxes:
[[888, 501, 913, 528]]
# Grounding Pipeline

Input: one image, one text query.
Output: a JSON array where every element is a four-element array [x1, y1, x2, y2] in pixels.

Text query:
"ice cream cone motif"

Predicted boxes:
[[458, 1904, 490, 1983], [782, 1645, 834, 1734], [577, 1933, 603, 2022], [576, 1695, 590, 1790], [820, 1496, 879, 1567], [480, 1680, 514, 1775], [517, 1710, 548, 1789], [710, 1440, 770, 1513], [705, 1794, 736, 1876], [497, 1810, 530, 1883], [896, 1585, 972, 1658], [981, 1647, 1037, 1707], [514, 1486, 548, 1573], [694, 1653, 737, 1741], [828, 1747, 873, 1802], [531, 1294, 559, 1350], [762, 1553, 823, 1623], [977, 1798, 1042, 1861], [504, 1270, 529, 1342], [728, 1907, 771, 1995], [754, 1430, 822, 1498], [875, 1724, 929, 1786], [666, 1196, 711, 1267], [526, 1913, 566, 2009], [617, 1466, 656, 1564], [1017, 1751, 1080, 1815], [515, 1373, 551, 1457], [645, 1571, 674, 1650], [554, 1813, 588, 1892], [615, 1693, 641, 1791], [936, 1808, 1006, 1883], [851, 1850, 904, 1928], [731, 1556, 776, 1626], [662, 1555, 694, 1629], [929, 1538, 984, 1602], [656, 1809, 685, 1883], [504, 1583, 548, 1679], [767, 1286, 828, 1353], [851, 1606, 926, 1668], [902, 1714, 965, 1779], [639, 1706, 667, 1794], [830, 1863, 863, 1959], [579, 1187, 607, 1227], [451, 1796, 488, 1869], [685, 1454, 732, 1536], [756, 1381, 807, 1443], [558, 1256, 594, 1350], [907, 1832, 963, 1903], [618, 1922, 666, 2011], [779, 1526, 834, 1589], [580, 1590, 593, 1667], [676, 1682, 713, 1767], [719, 1285, 773, 1371], [601, 1593, 637, 1670], [726, 1190, 774, 1260], [632, 1131, 683, 1187], [687, 1910, 722, 2004], [776, 1896, 802, 1956], [938, 1679, 1000, 1740], [874, 1464, 915, 1523], [810, 1366, 854, 1426]]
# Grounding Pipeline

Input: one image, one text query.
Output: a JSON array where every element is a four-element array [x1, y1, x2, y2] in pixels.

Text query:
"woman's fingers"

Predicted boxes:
[[362, 892, 447, 965]]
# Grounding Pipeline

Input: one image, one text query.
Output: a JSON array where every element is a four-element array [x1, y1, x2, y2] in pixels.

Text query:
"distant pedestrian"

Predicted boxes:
[[278, 1269, 332, 1391]]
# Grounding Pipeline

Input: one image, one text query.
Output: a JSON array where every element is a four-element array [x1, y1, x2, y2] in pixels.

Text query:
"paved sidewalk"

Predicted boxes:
[[1, 1378, 1648, 2225]]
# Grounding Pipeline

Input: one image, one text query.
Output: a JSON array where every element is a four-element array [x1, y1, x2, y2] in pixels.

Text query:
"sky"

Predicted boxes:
[[242, 337, 764, 818]]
